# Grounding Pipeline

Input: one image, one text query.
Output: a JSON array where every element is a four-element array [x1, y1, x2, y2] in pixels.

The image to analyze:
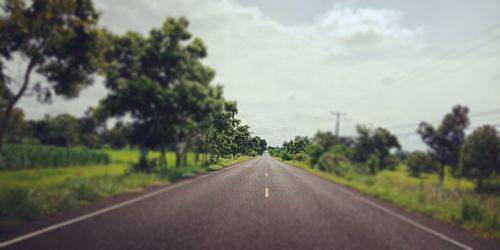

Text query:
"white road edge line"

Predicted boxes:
[[277, 160, 473, 250], [265, 187, 269, 198], [0, 159, 255, 249]]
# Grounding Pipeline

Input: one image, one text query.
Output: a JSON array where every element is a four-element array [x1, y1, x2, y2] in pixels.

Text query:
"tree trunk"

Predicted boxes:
[[160, 146, 167, 170], [438, 163, 445, 185], [477, 177, 483, 191], [195, 150, 200, 165], [175, 141, 187, 168], [0, 60, 35, 152]]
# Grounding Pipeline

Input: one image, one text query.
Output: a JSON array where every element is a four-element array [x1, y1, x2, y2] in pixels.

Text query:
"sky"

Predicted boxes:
[[16, 0, 500, 149]]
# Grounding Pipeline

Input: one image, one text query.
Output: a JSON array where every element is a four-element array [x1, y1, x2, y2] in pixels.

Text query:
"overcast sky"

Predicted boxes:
[[17, 0, 500, 149]]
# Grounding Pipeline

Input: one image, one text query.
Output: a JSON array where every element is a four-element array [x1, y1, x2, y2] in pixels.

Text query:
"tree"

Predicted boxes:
[[460, 125, 500, 191], [105, 121, 131, 149], [98, 17, 218, 169], [418, 105, 470, 184], [352, 125, 400, 174], [79, 107, 105, 148], [313, 131, 336, 150], [406, 151, 438, 177], [0, 0, 101, 150], [0, 106, 30, 143]]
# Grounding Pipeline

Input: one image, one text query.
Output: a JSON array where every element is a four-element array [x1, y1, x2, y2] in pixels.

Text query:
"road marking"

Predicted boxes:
[[265, 188, 269, 197], [0, 159, 255, 249], [265, 172, 268, 177], [280, 160, 474, 250]]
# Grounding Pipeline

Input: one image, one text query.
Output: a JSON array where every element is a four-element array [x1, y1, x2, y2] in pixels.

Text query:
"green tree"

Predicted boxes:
[[0, 0, 101, 150], [353, 125, 400, 174], [460, 125, 500, 191], [418, 105, 470, 184], [98, 17, 216, 169], [406, 151, 438, 177], [0, 107, 30, 143], [105, 121, 132, 149]]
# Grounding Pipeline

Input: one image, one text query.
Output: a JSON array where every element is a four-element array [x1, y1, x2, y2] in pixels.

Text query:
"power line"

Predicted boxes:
[[386, 109, 500, 131], [365, 23, 500, 99]]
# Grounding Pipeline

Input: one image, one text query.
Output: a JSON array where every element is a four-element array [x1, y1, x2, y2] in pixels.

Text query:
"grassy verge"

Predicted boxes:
[[0, 150, 253, 226], [282, 159, 500, 239]]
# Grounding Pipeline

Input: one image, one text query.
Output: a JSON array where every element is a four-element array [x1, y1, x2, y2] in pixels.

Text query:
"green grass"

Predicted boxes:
[[104, 149, 197, 167], [283, 159, 500, 239], [0, 149, 253, 225], [0, 163, 129, 191]]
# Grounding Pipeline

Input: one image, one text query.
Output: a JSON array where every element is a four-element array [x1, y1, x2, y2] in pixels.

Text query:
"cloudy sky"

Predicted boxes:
[[18, 0, 500, 149]]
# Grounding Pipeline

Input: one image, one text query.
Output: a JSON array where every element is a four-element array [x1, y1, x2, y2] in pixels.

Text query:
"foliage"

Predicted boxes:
[[460, 125, 500, 190], [306, 143, 324, 166], [418, 104, 470, 183], [406, 151, 438, 177], [0, 0, 102, 149], [0, 144, 109, 170], [318, 152, 351, 177], [352, 125, 400, 174]]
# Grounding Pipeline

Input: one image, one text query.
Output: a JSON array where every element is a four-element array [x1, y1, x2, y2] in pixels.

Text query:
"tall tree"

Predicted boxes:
[[0, 0, 101, 150], [460, 125, 500, 191], [98, 17, 217, 169], [418, 105, 470, 184]]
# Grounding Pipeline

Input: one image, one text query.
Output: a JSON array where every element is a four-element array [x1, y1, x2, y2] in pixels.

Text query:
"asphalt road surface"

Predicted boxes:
[[1, 153, 499, 249]]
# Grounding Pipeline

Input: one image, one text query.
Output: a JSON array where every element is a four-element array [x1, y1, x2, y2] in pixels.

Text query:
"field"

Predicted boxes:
[[284, 159, 500, 239], [0, 144, 110, 170], [0, 148, 252, 225]]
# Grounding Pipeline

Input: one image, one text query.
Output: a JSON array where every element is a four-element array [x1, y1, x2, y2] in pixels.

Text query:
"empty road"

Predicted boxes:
[[1, 154, 499, 249]]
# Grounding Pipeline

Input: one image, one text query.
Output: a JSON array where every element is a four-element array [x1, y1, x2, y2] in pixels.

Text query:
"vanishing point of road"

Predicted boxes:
[[1, 153, 499, 249]]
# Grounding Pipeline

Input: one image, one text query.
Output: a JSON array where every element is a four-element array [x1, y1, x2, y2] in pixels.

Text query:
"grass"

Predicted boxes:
[[283, 159, 500, 239], [0, 149, 253, 226]]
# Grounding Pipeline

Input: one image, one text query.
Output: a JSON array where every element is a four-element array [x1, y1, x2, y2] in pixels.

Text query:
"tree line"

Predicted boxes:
[[270, 105, 500, 191], [0, 0, 267, 170]]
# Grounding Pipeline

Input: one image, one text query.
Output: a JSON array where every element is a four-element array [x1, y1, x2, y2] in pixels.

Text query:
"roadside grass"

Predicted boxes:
[[283, 159, 500, 239], [0, 149, 252, 226]]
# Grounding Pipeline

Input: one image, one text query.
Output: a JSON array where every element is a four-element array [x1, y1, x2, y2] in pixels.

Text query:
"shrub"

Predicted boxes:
[[0, 189, 44, 221], [281, 152, 292, 161], [382, 155, 399, 171], [318, 152, 351, 177], [306, 143, 324, 166], [406, 151, 437, 177], [293, 152, 308, 161], [461, 198, 485, 222]]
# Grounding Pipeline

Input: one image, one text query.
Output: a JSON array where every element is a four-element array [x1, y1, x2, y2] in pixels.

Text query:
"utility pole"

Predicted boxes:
[[331, 111, 346, 139]]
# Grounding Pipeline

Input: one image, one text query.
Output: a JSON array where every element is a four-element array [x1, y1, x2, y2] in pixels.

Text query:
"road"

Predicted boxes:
[[1, 153, 499, 249]]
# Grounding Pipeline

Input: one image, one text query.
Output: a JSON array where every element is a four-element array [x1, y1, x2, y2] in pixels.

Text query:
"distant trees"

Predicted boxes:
[[460, 125, 500, 190], [0, 0, 102, 150], [418, 105, 470, 184], [406, 151, 438, 177], [352, 125, 400, 174], [272, 126, 400, 175]]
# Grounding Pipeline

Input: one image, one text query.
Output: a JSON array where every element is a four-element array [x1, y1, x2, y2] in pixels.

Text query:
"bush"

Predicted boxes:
[[0, 144, 110, 170], [306, 143, 324, 166], [318, 152, 351, 177], [293, 152, 308, 161], [406, 151, 437, 177], [382, 155, 399, 171], [0, 189, 44, 221], [281, 152, 292, 161], [461, 198, 485, 222]]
